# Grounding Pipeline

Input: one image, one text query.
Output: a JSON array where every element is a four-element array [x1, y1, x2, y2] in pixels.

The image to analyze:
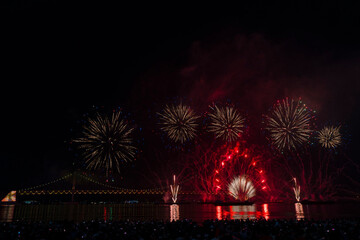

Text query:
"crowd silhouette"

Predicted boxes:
[[1, 218, 360, 239]]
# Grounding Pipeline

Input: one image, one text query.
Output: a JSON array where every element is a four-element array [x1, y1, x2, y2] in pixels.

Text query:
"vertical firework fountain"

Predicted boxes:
[[293, 178, 301, 202], [170, 175, 179, 203]]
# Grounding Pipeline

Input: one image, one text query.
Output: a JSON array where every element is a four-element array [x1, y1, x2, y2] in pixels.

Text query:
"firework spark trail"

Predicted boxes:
[[318, 126, 341, 149], [293, 177, 301, 202], [266, 98, 313, 151], [215, 144, 268, 198], [158, 103, 199, 143], [170, 175, 179, 203], [74, 112, 136, 175], [189, 143, 269, 202], [276, 144, 339, 201], [208, 105, 245, 142], [228, 175, 256, 201], [187, 142, 224, 201]]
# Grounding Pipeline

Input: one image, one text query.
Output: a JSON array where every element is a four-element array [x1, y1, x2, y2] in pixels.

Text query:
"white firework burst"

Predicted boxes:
[[318, 126, 341, 149], [158, 103, 199, 143], [208, 105, 245, 142], [228, 175, 256, 201], [75, 112, 136, 175], [266, 98, 313, 150]]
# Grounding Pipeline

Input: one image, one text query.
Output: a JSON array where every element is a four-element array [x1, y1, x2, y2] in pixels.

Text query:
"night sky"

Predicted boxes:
[[1, 1, 359, 197]]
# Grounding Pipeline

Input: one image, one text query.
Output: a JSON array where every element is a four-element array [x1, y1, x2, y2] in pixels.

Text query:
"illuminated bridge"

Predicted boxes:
[[12, 172, 203, 203]]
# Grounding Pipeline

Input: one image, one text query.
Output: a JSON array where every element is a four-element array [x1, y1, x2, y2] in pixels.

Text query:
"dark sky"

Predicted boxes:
[[1, 1, 360, 196]]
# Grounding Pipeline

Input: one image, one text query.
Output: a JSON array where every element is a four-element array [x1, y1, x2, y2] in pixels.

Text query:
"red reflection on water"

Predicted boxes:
[[103, 207, 113, 221], [216, 206, 222, 220], [262, 204, 269, 220], [229, 205, 257, 220], [215, 204, 270, 220]]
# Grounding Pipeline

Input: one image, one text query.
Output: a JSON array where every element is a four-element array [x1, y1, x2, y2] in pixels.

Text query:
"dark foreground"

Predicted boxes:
[[1, 218, 360, 240]]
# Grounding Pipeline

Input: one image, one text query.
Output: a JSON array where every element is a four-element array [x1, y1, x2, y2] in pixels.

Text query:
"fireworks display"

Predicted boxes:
[[158, 103, 199, 143], [74, 112, 136, 175], [208, 105, 245, 142], [317, 126, 341, 149], [191, 142, 269, 202], [228, 175, 256, 201], [68, 96, 344, 203], [265, 98, 313, 151]]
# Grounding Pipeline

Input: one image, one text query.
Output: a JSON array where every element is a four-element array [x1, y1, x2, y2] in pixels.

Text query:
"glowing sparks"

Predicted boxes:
[[318, 126, 341, 149], [266, 98, 312, 150], [158, 103, 199, 143], [170, 204, 180, 221], [262, 204, 269, 220], [75, 112, 136, 175], [295, 203, 304, 220], [208, 105, 245, 142], [170, 175, 179, 203], [293, 178, 301, 202], [228, 175, 256, 201]]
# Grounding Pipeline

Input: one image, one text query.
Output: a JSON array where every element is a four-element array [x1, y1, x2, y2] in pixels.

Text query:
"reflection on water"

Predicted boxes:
[[2, 203, 360, 222], [170, 204, 179, 221], [216, 204, 270, 220], [295, 203, 304, 220], [262, 204, 269, 220], [103, 207, 113, 221], [216, 206, 222, 220], [0, 205, 14, 222], [230, 205, 257, 220]]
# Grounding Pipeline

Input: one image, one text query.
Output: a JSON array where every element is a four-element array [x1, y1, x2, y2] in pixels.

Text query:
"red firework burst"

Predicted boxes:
[[190, 142, 270, 202]]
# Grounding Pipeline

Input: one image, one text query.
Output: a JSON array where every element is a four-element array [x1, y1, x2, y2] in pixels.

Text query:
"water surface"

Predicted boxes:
[[1, 203, 360, 222]]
